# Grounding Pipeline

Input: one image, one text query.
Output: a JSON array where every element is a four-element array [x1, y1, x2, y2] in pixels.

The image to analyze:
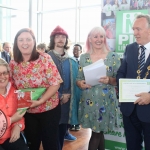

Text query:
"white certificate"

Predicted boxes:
[[119, 79, 150, 102]]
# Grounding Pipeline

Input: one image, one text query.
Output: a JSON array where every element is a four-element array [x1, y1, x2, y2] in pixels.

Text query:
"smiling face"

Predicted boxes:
[[73, 46, 82, 58], [0, 66, 9, 90], [17, 32, 35, 57], [132, 17, 150, 45], [89, 32, 105, 50]]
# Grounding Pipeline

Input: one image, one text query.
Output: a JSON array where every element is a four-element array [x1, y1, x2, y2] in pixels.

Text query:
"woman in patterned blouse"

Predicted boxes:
[[9, 28, 63, 150]]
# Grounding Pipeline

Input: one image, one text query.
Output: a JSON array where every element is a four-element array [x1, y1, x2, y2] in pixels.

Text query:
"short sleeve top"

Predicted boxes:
[[9, 52, 63, 113]]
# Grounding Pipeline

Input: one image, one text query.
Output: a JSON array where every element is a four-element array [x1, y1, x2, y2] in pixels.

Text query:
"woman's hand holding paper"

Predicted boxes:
[[99, 76, 110, 84], [77, 80, 91, 89]]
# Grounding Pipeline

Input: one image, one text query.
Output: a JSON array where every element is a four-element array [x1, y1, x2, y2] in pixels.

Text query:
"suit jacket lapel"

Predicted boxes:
[[1, 51, 4, 59], [141, 54, 150, 78]]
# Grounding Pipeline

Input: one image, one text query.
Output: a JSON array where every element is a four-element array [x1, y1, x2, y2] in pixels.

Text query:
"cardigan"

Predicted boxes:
[[48, 50, 81, 125], [0, 82, 25, 144]]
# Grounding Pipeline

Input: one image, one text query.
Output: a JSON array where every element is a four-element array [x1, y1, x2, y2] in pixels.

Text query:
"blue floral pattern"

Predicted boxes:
[[77, 51, 120, 132]]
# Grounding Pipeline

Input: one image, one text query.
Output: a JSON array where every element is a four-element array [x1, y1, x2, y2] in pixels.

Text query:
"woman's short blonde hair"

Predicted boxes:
[[0, 58, 9, 71]]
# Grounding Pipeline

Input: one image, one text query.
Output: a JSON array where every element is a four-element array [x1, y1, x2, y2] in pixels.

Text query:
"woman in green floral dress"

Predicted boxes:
[[76, 26, 120, 150]]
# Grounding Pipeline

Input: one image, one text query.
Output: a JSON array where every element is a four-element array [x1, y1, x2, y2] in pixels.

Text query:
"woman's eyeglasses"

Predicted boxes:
[[0, 71, 9, 77]]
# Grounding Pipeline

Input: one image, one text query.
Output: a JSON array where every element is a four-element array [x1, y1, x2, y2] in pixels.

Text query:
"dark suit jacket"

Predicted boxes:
[[1, 51, 11, 63], [116, 42, 150, 123]]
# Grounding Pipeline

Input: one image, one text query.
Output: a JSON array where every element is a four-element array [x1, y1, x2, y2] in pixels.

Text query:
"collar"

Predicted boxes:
[[2, 82, 11, 97], [53, 49, 69, 59], [4, 50, 10, 55], [143, 42, 150, 50], [139, 42, 150, 50]]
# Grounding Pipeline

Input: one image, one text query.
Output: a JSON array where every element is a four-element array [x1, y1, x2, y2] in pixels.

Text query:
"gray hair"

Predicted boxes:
[[135, 14, 150, 28], [0, 58, 9, 71]]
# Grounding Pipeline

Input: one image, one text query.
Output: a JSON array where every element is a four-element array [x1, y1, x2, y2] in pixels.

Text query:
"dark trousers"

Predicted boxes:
[[25, 103, 61, 150], [0, 146, 4, 150], [123, 106, 150, 150], [57, 124, 67, 150], [0, 137, 29, 150], [65, 124, 71, 136]]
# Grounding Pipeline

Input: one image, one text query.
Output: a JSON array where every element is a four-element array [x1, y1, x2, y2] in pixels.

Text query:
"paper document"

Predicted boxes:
[[119, 79, 150, 102], [83, 59, 106, 86]]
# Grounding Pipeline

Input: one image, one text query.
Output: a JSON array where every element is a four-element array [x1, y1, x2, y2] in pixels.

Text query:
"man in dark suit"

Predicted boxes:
[[3, 42, 12, 63], [117, 14, 150, 150], [1, 51, 10, 63]]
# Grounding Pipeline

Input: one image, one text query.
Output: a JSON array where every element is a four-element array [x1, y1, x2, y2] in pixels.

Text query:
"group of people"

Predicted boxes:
[[0, 13, 150, 150], [103, 0, 149, 16], [103, 0, 130, 17], [130, 0, 150, 10]]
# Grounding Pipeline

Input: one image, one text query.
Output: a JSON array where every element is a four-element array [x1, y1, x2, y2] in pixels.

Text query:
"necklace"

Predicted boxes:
[[137, 65, 150, 79]]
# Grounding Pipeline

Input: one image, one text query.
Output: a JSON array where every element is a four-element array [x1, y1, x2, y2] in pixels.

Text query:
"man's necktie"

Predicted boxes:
[[139, 45, 146, 72]]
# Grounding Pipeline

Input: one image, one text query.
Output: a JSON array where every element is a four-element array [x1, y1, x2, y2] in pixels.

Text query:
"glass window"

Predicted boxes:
[[42, 10, 76, 44], [0, 0, 29, 43], [0, 0, 11, 5], [33, 0, 38, 12], [0, 8, 29, 43], [11, 10, 29, 41], [43, 0, 76, 10], [0, 0, 103, 47], [0, 0, 29, 10], [80, 0, 101, 7], [11, 0, 29, 10], [32, 12, 37, 40], [79, 7, 101, 43]]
